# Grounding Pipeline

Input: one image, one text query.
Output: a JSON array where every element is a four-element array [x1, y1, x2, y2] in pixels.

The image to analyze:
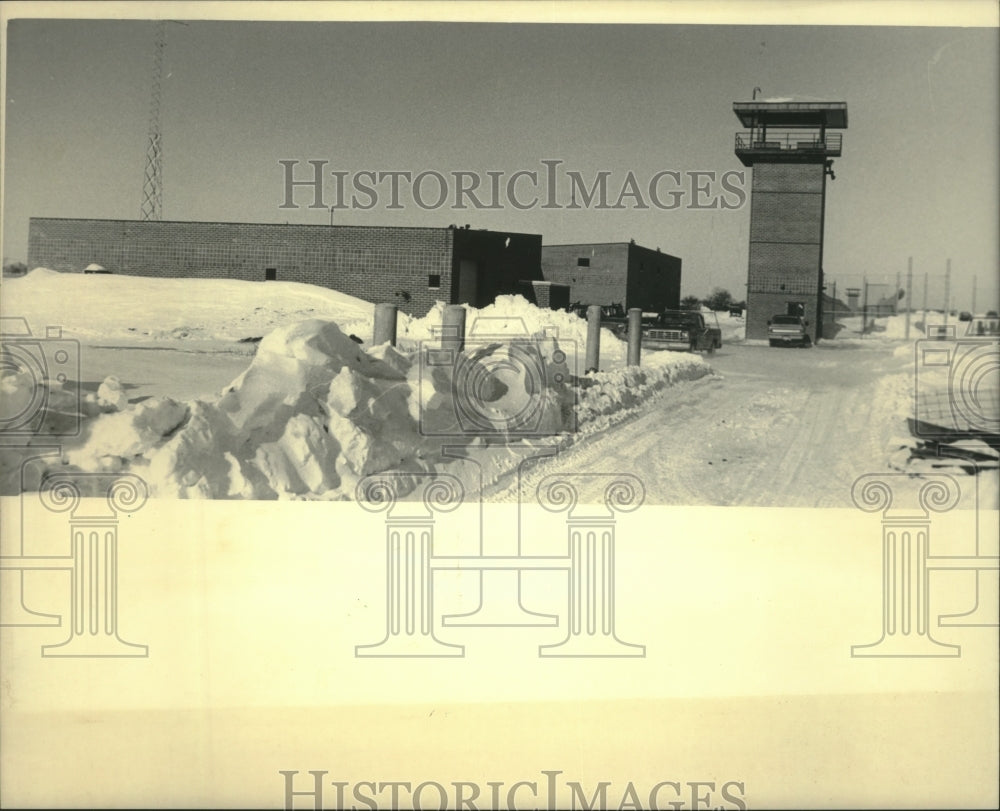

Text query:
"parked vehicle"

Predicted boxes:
[[767, 314, 812, 347], [642, 310, 722, 353]]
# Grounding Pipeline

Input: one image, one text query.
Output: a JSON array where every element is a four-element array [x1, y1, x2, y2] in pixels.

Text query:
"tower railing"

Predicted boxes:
[[734, 131, 842, 156]]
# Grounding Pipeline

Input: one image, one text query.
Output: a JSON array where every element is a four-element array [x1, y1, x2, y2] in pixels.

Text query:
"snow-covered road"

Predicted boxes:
[[486, 342, 916, 507]]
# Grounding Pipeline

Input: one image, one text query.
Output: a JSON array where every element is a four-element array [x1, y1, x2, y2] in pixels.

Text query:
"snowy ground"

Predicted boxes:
[[487, 340, 997, 509], [1, 267, 376, 344], [2, 270, 995, 502], [1, 270, 712, 499]]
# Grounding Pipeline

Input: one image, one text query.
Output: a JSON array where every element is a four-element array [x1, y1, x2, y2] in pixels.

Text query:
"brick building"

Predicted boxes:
[[26, 218, 548, 317], [733, 100, 848, 342], [539, 242, 681, 313]]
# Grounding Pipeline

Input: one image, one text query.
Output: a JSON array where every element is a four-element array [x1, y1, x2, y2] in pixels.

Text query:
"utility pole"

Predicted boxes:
[[905, 257, 912, 340]]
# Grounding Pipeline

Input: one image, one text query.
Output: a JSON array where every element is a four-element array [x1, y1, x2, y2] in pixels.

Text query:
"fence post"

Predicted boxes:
[[372, 303, 397, 347], [905, 258, 912, 340], [585, 305, 601, 373], [626, 308, 642, 366]]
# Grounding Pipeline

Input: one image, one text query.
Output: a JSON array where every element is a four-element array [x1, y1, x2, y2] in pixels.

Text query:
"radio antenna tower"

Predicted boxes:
[[140, 20, 187, 220], [140, 21, 167, 221]]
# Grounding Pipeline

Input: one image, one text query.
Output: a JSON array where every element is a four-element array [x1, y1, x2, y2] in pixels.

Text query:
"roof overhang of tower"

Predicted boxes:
[[733, 101, 848, 129]]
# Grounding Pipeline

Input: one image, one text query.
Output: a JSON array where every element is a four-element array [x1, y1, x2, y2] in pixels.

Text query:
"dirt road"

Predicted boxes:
[[486, 341, 916, 507]]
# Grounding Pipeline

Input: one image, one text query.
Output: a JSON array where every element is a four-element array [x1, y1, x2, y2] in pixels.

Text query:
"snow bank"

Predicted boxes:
[[832, 312, 944, 342], [575, 350, 713, 434], [7, 296, 713, 499], [715, 312, 746, 343], [399, 295, 629, 370], [3, 268, 374, 343]]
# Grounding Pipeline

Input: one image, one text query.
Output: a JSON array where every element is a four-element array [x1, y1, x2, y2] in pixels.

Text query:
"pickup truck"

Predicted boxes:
[[642, 310, 722, 353], [768, 314, 812, 347]]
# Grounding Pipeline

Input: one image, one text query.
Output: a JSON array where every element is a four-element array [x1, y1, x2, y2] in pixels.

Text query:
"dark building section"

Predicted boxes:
[[449, 226, 544, 309], [27, 218, 544, 317], [540, 242, 681, 313], [733, 100, 848, 342]]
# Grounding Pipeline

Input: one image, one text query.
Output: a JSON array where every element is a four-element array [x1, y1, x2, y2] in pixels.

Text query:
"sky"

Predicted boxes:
[[2, 6, 998, 307]]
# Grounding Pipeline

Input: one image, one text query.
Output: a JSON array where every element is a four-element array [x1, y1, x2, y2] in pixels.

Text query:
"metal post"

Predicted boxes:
[[441, 304, 466, 353], [861, 277, 869, 336], [372, 303, 397, 347], [626, 308, 642, 366], [585, 305, 601, 373], [905, 257, 913, 340]]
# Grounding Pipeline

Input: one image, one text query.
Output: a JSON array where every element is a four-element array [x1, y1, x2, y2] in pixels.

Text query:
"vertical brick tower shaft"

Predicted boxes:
[[734, 100, 848, 342]]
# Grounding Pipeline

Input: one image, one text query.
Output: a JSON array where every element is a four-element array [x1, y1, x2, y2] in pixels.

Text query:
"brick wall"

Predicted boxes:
[[541, 243, 680, 312], [541, 244, 629, 309], [745, 163, 826, 341], [28, 219, 533, 318]]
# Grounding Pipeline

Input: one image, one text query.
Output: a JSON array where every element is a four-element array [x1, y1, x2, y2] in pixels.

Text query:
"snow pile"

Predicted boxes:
[[38, 314, 575, 498], [834, 312, 939, 341], [0, 369, 83, 436], [712, 311, 746, 343], [575, 350, 713, 433], [2, 268, 374, 343], [8, 297, 713, 499], [399, 295, 629, 370]]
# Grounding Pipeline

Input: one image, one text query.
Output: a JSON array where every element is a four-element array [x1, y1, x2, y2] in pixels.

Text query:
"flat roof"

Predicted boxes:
[[27, 217, 540, 238], [542, 242, 681, 261], [733, 101, 848, 129]]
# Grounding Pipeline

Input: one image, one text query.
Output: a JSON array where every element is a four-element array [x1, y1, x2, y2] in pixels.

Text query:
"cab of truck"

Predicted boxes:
[[643, 309, 722, 353]]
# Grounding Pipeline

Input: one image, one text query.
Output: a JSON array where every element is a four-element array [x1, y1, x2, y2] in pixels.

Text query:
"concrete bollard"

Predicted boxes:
[[627, 307, 642, 367], [441, 304, 467, 352], [373, 303, 398, 347], [585, 305, 601, 373]]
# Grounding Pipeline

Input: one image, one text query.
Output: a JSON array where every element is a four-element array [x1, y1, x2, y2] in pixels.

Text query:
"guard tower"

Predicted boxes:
[[733, 100, 848, 342]]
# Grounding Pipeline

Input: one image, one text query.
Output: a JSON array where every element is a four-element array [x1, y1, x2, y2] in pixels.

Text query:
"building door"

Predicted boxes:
[[265, 268, 277, 281], [458, 260, 478, 306]]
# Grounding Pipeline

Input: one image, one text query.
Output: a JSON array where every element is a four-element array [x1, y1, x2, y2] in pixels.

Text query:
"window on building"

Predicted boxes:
[[265, 268, 277, 281], [577, 257, 590, 267], [428, 274, 441, 289]]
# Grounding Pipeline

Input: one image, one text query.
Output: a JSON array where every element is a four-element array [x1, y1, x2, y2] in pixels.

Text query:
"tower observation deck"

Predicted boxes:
[[733, 100, 848, 342]]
